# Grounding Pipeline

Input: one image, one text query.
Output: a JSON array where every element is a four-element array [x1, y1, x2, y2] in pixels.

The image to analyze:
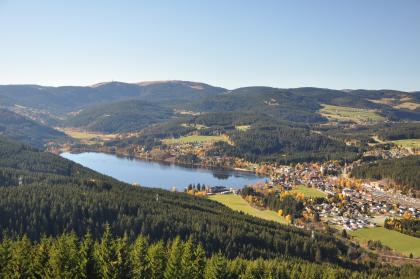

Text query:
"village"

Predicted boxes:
[[186, 160, 419, 231]]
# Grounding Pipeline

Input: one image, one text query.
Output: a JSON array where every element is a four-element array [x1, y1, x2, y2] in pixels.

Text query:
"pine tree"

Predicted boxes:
[[93, 224, 114, 279], [47, 233, 81, 278], [147, 241, 166, 279], [79, 231, 96, 279], [5, 235, 33, 279], [180, 237, 195, 279], [31, 236, 51, 279], [129, 235, 149, 279], [204, 252, 228, 279], [164, 236, 183, 279], [192, 243, 206, 279], [113, 233, 130, 279], [0, 237, 12, 277]]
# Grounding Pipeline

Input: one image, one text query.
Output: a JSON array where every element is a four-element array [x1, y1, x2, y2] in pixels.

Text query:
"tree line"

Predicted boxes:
[[1, 227, 419, 279], [351, 156, 420, 192]]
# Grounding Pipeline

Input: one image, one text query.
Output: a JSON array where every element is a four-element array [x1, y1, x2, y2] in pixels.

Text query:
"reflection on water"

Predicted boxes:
[[61, 152, 266, 190]]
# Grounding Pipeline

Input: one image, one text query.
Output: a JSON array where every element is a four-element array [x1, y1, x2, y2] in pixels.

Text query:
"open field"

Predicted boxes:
[[162, 135, 228, 144], [290, 185, 327, 198], [393, 102, 420, 110], [389, 139, 420, 148], [181, 123, 208, 130], [349, 227, 420, 257], [320, 104, 385, 123], [60, 128, 117, 144], [209, 194, 288, 224], [235, 125, 251, 131]]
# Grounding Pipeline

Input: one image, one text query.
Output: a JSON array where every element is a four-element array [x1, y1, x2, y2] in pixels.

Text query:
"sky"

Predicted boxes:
[[0, 0, 419, 91]]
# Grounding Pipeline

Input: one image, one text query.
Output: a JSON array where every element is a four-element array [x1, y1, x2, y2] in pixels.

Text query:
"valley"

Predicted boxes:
[[0, 81, 419, 277]]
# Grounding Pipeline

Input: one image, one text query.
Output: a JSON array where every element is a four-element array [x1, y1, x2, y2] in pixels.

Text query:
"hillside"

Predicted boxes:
[[0, 136, 356, 263], [0, 108, 66, 148], [351, 156, 420, 193], [188, 87, 420, 123], [0, 81, 226, 114], [64, 100, 174, 133]]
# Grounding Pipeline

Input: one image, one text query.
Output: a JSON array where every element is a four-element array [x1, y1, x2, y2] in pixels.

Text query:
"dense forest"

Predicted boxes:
[[1, 229, 420, 279], [109, 113, 362, 163], [64, 100, 174, 133], [0, 109, 66, 148], [351, 156, 420, 192], [0, 137, 360, 265], [318, 122, 420, 144]]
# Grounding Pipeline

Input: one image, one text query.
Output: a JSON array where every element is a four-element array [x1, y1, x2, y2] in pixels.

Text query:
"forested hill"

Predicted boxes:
[[64, 100, 174, 133], [0, 109, 66, 148], [188, 87, 420, 123], [351, 155, 420, 193], [0, 81, 226, 113], [0, 136, 358, 265]]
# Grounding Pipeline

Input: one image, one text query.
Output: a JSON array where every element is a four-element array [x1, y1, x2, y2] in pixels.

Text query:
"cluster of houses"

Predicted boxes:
[[267, 161, 419, 230]]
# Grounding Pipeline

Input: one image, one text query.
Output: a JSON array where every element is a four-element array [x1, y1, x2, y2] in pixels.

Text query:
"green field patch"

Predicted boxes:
[[389, 139, 420, 148], [290, 185, 327, 198], [162, 135, 228, 144], [181, 123, 208, 130], [209, 194, 288, 224], [320, 104, 385, 123], [235, 125, 251, 131], [349, 227, 420, 257]]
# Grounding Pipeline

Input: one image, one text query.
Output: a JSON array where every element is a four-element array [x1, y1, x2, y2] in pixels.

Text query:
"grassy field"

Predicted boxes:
[[389, 139, 420, 148], [235, 125, 251, 131], [290, 185, 327, 198], [394, 102, 420, 110], [320, 104, 385, 123], [61, 128, 116, 144], [162, 135, 228, 144], [181, 123, 208, 130], [209, 194, 288, 224], [349, 227, 420, 257]]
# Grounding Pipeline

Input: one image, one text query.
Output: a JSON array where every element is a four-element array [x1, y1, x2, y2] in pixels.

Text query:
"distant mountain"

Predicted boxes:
[[189, 87, 420, 123], [64, 100, 174, 133], [1, 82, 419, 125], [0, 108, 66, 148], [0, 81, 227, 114]]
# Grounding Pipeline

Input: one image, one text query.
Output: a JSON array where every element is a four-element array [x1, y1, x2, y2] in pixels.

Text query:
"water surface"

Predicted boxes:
[[61, 152, 266, 190]]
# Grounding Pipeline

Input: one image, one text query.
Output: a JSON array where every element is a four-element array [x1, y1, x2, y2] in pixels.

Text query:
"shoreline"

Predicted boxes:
[[58, 146, 265, 177]]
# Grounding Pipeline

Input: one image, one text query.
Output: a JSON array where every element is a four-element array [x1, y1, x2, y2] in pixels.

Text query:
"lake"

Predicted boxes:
[[61, 152, 267, 190]]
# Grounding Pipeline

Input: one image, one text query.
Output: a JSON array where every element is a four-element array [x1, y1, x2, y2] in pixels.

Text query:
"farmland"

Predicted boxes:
[[320, 104, 386, 123], [162, 135, 228, 144], [209, 194, 288, 224], [349, 227, 420, 257], [290, 184, 327, 198], [389, 139, 420, 148], [60, 128, 117, 145]]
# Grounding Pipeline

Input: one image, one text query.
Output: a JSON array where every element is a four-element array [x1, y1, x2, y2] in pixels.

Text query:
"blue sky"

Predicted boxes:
[[0, 0, 419, 90]]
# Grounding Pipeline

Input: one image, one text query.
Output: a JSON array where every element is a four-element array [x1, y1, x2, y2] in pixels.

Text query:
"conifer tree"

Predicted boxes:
[[5, 236, 33, 279], [47, 233, 81, 278], [180, 236, 195, 279], [147, 241, 166, 279], [93, 224, 114, 279], [113, 233, 130, 279], [79, 231, 96, 279], [129, 235, 149, 279], [0, 237, 12, 277], [164, 236, 183, 279], [204, 252, 228, 279], [192, 243, 206, 279], [31, 236, 51, 279]]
